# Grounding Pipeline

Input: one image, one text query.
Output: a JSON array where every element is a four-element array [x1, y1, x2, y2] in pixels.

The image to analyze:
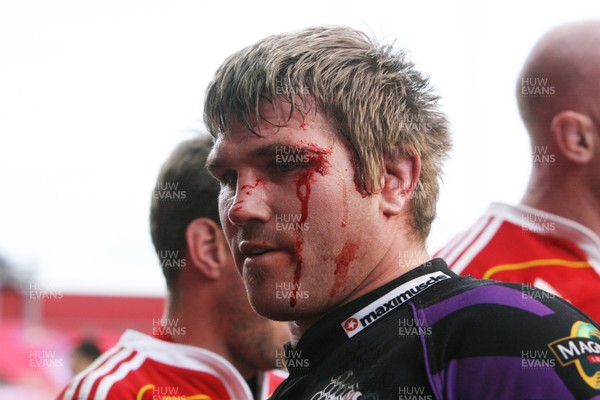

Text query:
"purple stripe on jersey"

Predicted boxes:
[[433, 356, 574, 400], [410, 302, 441, 400], [417, 285, 553, 326]]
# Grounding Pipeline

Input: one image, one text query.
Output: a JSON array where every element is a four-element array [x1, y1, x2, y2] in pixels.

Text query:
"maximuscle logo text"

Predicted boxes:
[[341, 272, 450, 338]]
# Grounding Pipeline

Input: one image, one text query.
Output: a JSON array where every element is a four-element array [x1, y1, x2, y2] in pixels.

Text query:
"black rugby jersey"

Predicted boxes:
[[271, 259, 600, 400]]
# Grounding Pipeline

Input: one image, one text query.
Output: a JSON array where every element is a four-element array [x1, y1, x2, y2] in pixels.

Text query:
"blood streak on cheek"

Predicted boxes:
[[295, 171, 312, 224], [327, 241, 359, 298], [290, 237, 303, 307], [290, 172, 310, 308], [295, 144, 332, 223], [289, 143, 332, 307], [341, 169, 349, 228]]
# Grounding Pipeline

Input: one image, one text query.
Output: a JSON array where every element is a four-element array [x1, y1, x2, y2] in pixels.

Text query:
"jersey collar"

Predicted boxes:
[[283, 259, 456, 375]]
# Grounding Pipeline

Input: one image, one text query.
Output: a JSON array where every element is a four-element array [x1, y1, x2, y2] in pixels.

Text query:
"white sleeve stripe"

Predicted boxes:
[[94, 353, 147, 400], [258, 370, 288, 399], [62, 345, 126, 399], [443, 216, 492, 267], [451, 217, 504, 275], [77, 348, 136, 399], [434, 229, 465, 260]]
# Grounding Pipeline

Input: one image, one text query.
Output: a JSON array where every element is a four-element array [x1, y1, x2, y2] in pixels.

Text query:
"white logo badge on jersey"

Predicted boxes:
[[341, 272, 450, 338]]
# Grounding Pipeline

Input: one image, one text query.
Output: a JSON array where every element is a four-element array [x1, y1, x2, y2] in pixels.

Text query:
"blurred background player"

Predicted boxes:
[[437, 20, 600, 322], [70, 339, 101, 375], [58, 136, 289, 399]]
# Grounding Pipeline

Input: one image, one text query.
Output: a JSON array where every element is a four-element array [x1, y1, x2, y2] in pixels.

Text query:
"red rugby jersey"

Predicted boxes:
[[57, 329, 287, 400], [436, 203, 600, 322]]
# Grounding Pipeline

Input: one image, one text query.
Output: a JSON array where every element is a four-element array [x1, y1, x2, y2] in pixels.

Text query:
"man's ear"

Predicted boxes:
[[551, 110, 596, 164], [185, 218, 227, 280], [380, 152, 421, 217]]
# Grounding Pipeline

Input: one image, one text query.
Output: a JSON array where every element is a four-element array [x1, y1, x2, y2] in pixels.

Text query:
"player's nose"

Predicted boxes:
[[227, 174, 271, 226]]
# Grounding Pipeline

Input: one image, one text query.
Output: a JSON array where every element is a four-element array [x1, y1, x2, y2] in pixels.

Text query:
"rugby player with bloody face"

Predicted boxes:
[[205, 26, 600, 399]]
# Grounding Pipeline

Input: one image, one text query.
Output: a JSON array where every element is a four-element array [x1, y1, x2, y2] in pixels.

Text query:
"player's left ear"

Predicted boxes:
[[379, 152, 421, 217], [185, 218, 228, 280]]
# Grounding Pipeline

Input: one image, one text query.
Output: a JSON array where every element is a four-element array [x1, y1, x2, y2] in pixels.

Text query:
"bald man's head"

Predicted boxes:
[[517, 20, 600, 137]]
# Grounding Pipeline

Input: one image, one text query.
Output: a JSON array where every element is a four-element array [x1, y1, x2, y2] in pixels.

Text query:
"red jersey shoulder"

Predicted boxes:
[[105, 357, 231, 399], [440, 217, 600, 323], [460, 220, 588, 277], [59, 347, 232, 400], [265, 369, 288, 398]]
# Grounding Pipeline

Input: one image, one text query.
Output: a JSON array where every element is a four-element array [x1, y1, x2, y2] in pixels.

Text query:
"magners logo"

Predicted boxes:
[[548, 321, 600, 390]]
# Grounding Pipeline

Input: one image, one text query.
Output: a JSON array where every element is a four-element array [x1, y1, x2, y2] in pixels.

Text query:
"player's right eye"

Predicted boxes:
[[276, 162, 300, 173]]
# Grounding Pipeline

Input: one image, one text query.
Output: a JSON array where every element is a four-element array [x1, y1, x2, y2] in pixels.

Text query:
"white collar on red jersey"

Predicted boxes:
[[487, 202, 600, 275]]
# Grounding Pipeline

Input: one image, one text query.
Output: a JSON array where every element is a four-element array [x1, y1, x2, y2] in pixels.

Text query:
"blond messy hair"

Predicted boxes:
[[204, 26, 451, 240]]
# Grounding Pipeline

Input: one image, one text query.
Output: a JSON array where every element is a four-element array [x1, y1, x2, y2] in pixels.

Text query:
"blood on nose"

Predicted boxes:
[[228, 176, 267, 224]]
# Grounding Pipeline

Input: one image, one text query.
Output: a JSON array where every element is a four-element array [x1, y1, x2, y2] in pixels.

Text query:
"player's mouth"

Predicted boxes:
[[239, 241, 278, 259]]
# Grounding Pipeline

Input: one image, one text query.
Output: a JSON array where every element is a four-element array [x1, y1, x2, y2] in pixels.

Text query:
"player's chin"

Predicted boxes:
[[249, 294, 319, 322]]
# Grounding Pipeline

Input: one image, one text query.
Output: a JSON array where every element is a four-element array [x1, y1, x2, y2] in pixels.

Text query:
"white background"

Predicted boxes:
[[0, 0, 597, 296]]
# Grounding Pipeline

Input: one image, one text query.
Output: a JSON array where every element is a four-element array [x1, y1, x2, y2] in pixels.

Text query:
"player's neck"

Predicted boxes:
[[342, 233, 429, 306], [521, 170, 600, 238], [164, 290, 227, 354], [165, 289, 259, 379], [288, 238, 429, 348]]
